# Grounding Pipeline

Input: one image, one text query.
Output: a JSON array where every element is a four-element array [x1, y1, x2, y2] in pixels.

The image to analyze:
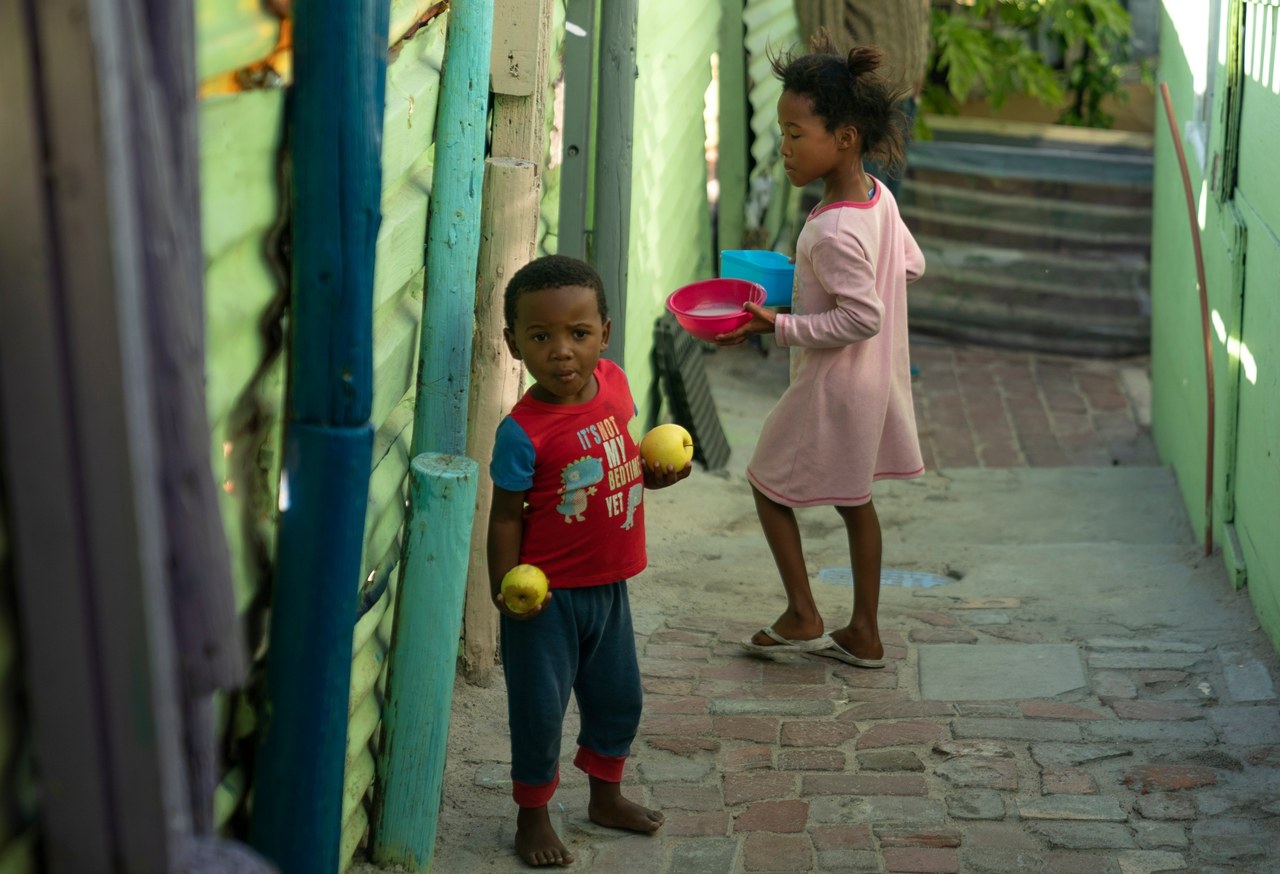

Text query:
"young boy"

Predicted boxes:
[[488, 254, 690, 867]]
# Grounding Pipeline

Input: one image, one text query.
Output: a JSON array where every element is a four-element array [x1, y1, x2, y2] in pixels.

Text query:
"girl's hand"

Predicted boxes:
[[714, 301, 776, 346], [643, 459, 692, 489], [494, 590, 552, 620]]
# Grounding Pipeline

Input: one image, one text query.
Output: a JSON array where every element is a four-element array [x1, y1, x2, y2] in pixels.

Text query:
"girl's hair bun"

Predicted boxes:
[[845, 44, 883, 79]]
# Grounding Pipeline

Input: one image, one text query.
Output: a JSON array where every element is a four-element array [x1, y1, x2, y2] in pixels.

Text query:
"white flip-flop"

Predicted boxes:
[[739, 625, 833, 655], [806, 638, 885, 669]]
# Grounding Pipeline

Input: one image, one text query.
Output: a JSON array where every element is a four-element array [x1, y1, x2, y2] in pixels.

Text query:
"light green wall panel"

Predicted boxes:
[[744, 0, 800, 248], [201, 90, 286, 430], [1235, 9, 1280, 228], [1230, 3, 1280, 649], [1232, 192, 1280, 650], [196, 0, 280, 83], [1151, 1, 1280, 652], [1150, 6, 1216, 536], [626, 0, 721, 429], [200, 89, 287, 613], [745, 0, 799, 169]]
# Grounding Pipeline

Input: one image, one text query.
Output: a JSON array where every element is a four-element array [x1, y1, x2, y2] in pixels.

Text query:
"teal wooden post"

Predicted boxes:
[[249, 0, 389, 869], [411, 0, 496, 459], [372, 1, 493, 869], [371, 454, 478, 868]]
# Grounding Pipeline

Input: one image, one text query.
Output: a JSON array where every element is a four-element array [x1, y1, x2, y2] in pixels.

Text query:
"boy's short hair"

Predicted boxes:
[[504, 254, 609, 330]]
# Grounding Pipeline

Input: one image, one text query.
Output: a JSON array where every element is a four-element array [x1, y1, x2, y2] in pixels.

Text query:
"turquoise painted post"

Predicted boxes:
[[371, 454, 479, 868], [249, 0, 390, 869], [411, 0, 496, 458], [372, 1, 493, 868]]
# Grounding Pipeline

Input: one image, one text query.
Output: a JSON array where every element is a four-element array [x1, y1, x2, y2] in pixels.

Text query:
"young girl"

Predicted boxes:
[[715, 32, 925, 668]]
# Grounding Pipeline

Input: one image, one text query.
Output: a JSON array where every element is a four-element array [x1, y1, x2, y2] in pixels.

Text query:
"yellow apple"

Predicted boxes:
[[640, 423, 694, 471], [500, 563, 549, 614]]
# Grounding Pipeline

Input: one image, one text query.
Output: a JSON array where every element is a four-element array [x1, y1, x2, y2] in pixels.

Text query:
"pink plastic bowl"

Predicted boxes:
[[666, 278, 766, 343]]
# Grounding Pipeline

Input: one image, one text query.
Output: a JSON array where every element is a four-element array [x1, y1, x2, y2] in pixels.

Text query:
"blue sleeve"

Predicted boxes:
[[490, 417, 535, 492]]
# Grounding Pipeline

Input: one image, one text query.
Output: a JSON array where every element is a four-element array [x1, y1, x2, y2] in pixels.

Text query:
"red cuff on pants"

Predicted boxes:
[[574, 746, 627, 782], [512, 768, 559, 808]]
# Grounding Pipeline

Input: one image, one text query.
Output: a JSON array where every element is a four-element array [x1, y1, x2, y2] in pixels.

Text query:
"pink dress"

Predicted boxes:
[[746, 180, 926, 507]]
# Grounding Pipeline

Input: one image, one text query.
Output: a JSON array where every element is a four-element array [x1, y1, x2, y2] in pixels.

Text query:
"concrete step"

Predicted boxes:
[[906, 118, 1153, 209], [897, 119, 1153, 355], [909, 238, 1150, 354], [903, 202, 1151, 257], [916, 239, 1150, 298], [901, 180, 1152, 237]]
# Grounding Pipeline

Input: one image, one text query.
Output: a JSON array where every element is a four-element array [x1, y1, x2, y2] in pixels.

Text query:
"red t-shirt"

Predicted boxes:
[[490, 359, 647, 588]]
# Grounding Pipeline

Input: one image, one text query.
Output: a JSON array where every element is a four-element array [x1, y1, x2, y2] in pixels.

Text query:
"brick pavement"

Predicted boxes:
[[414, 341, 1279, 874], [909, 340, 1158, 471], [619, 610, 1278, 873]]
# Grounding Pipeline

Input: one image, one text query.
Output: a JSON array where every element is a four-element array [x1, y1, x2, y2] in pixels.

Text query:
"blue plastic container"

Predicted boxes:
[[720, 250, 794, 307]]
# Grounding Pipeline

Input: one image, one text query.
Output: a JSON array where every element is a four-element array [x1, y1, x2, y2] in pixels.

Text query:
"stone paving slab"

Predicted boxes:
[[919, 644, 1087, 700]]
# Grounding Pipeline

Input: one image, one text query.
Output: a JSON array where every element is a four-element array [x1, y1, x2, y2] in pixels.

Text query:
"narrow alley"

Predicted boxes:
[[411, 338, 1280, 874]]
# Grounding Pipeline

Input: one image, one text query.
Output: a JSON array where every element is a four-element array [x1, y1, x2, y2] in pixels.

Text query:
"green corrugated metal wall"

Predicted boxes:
[[621, 0, 797, 428], [744, 0, 800, 249], [623, 0, 722, 423], [195, 4, 450, 868]]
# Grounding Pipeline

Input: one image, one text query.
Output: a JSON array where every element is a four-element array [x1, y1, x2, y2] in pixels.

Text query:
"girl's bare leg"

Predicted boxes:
[[749, 485, 826, 646], [831, 500, 884, 661]]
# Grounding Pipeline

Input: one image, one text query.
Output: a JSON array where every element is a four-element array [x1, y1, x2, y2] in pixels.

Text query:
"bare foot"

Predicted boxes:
[[587, 777, 664, 833], [515, 805, 574, 867], [749, 611, 826, 648], [830, 625, 883, 662]]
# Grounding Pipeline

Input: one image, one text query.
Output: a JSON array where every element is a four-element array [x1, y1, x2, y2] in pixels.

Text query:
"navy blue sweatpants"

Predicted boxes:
[[500, 580, 642, 808]]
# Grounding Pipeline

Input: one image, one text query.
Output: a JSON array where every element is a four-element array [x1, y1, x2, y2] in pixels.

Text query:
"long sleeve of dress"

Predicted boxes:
[[774, 230, 884, 348]]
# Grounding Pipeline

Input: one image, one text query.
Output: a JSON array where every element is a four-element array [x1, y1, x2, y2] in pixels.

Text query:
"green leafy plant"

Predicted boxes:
[[923, 0, 1137, 128]]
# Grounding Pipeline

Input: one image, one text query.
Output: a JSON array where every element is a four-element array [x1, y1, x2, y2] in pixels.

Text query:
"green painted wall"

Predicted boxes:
[[624, 0, 721, 425], [200, 85, 289, 838], [622, 0, 798, 430], [1151, 1, 1280, 652]]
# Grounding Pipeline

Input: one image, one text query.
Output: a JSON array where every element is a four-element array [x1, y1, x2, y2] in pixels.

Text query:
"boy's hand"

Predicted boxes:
[[494, 589, 552, 620], [714, 301, 776, 346], [643, 459, 692, 489]]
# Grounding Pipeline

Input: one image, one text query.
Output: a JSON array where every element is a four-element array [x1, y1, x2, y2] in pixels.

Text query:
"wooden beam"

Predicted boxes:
[[716, 0, 748, 255], [371, 454, 479, 869], [557, 0, 597, 259], [462, 159, 539, 685], [411, 0, 495, 458], [593, 0, 638, 367], [461, 0, 552, 686]]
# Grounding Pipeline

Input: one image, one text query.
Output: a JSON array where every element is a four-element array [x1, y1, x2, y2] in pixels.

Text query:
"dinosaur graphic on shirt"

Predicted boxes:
[[620, 482, 643, 530], [557, 455, 604, 522]]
